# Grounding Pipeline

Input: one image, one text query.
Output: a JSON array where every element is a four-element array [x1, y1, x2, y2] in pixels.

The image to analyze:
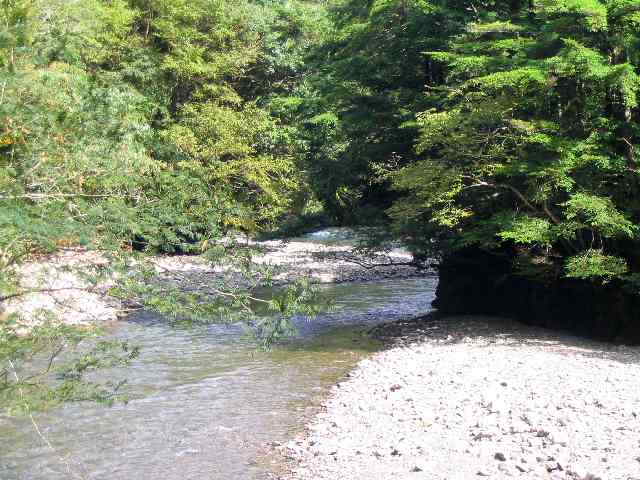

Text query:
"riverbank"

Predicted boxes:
[[283, 315, 640, 480], [3, 238, 421, 328], [2, 278, 436, 480]]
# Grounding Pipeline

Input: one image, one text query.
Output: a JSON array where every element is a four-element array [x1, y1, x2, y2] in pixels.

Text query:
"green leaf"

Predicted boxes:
[[565, 250, 629, 281]]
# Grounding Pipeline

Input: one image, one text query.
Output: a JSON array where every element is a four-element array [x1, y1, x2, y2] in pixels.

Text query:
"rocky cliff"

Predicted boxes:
[[433, 248, 640, 344]]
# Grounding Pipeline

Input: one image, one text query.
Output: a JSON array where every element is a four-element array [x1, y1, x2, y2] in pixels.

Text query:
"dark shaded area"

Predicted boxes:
[[434, 249, 640, 344]]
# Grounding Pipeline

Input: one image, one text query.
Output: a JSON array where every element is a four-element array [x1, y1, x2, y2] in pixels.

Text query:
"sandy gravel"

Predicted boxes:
[[3, 239, 420, 327], [2, 249, 121, 328], [155, 239, 419, 285], [285, 316, 640, 480]]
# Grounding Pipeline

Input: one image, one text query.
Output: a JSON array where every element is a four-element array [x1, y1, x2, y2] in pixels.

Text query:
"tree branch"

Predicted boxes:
[[146, 259, 270, 305], [0, 193, 127, 200], [0, 287, 98, 304], [460, 176, 561, 225]]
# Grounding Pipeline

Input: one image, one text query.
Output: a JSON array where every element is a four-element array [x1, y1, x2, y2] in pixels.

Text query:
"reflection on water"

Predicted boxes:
[[0, 277, 436, 480]]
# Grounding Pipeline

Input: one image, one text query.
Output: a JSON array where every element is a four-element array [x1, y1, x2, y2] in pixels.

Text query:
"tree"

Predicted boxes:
[[295, 0, 450, 223], [1, 0, 332, 414], [390, 0, 640, 285]]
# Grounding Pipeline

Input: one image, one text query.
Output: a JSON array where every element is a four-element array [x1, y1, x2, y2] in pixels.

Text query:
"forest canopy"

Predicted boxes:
[[300, 0, 640, 289], [1, 0, 330, 411]]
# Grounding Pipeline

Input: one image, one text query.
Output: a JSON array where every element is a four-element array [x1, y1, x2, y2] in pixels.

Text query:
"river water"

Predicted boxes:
[[1, 240, 436, 480]]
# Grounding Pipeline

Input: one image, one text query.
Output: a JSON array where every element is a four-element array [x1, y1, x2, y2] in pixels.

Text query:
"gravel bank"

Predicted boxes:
[[2, 249, 121, 328], [4, 239, 421, 327], [155, 239, 420, 285], [285, 315, 640, 480]]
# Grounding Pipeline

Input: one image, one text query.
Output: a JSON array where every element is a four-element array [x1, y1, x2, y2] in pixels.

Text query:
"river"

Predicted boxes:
[[1, 235, 435, 480]]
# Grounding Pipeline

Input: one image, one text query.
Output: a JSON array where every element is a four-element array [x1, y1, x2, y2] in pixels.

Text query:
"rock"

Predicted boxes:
[[545, 462, 563, 473], [494, 452, 507, 462]]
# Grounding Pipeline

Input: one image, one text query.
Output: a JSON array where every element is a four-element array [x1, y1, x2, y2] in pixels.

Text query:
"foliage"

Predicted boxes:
[[0, 0, 333, 414], [0, 320, 139, 414], [296, 0, 640, 288], [293, 0, 446, 223], [382, 0, 640, 287]]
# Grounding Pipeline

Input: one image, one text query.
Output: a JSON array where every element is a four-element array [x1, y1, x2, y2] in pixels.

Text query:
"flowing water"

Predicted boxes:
[[0, 239, 436, 480]]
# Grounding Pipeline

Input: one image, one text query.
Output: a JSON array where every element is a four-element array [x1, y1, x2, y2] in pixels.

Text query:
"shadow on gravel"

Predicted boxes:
[[371, 313, 640, 366]]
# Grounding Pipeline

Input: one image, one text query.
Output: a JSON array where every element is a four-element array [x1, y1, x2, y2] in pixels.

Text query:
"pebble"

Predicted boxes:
[[8, 240, 426, 330], [286, 316, 640, 480]]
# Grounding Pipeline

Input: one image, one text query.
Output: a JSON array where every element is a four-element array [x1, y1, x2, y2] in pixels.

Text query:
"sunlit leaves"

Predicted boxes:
[[563, 193, 638, 238], [1, 0, 335, 415], [497, 215, 555, 246], [465, 67, 547, 95], [0, 321, 139, 414], [565, 250, 629, 280], [538, 0, 609, 32], [384, 0, 640, 286]]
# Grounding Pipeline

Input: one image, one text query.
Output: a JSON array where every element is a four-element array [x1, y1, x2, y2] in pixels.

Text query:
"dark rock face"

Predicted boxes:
[[433, 248, 640, 344]]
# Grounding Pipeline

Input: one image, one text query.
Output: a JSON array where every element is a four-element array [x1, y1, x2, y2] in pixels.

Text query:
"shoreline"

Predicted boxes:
[[281, 315, 640, 480], [3, 239, 424, 329]]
